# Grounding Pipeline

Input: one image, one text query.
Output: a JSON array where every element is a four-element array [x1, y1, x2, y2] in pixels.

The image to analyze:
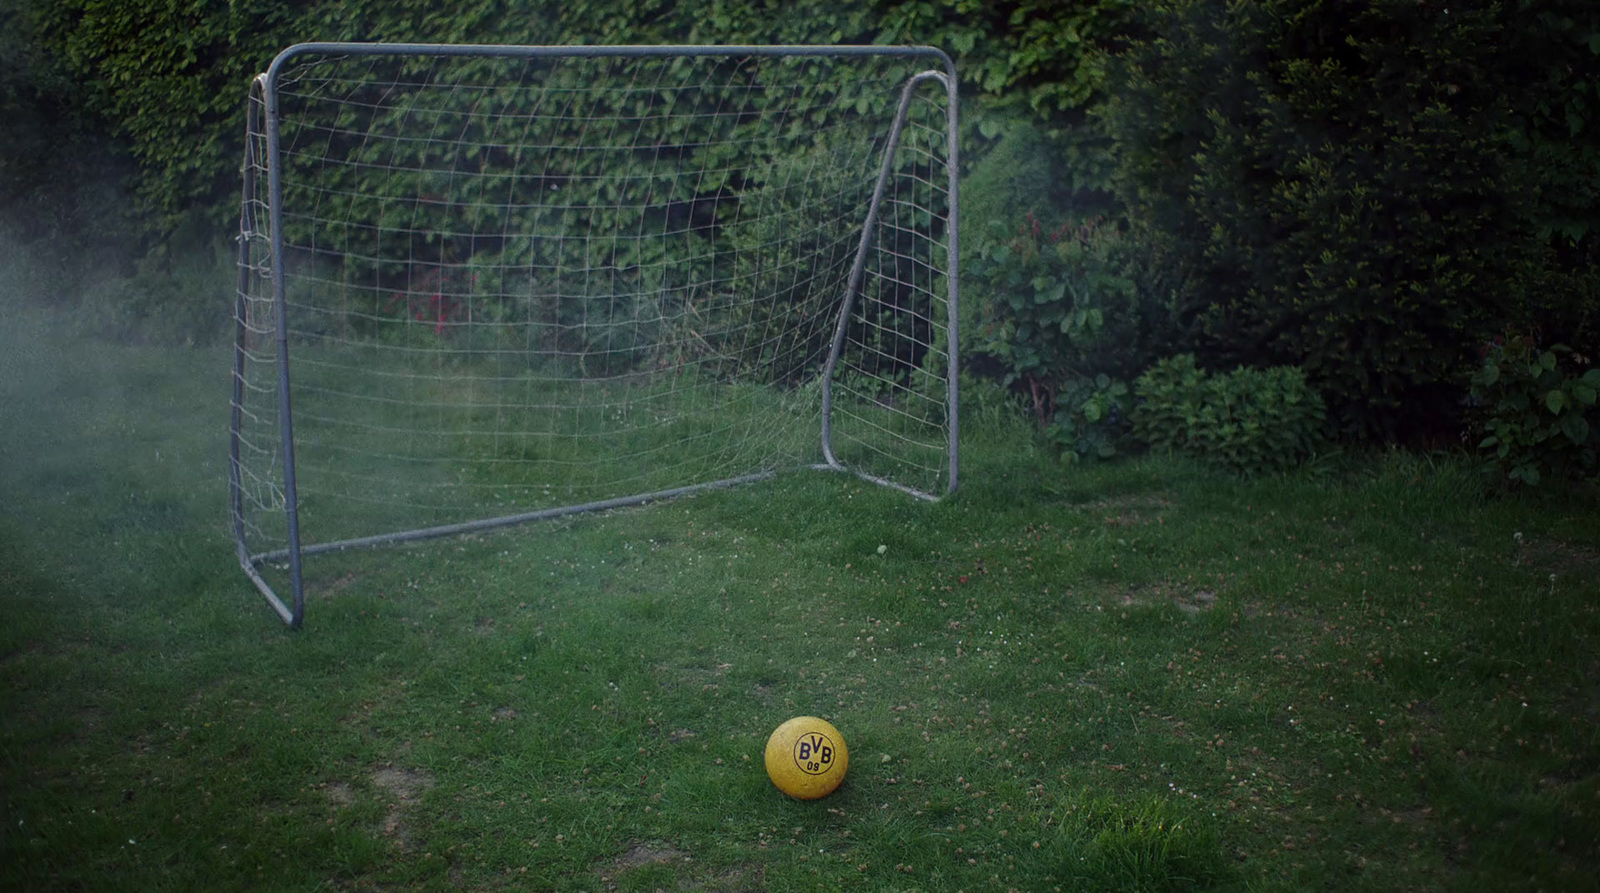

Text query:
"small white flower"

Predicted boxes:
[[876, 544, 888, 555]]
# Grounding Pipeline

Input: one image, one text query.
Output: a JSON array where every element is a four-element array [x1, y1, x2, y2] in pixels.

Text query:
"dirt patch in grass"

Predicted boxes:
[[373, 765, 434, 800], [1092, 494, 1175, 527], [1119, 581, 1218, 615], [372, 766, 435, 849], [1523, 538, 1600, 579], [305, 571, 362, 596], [615, 841, 686, 868], [323, 781, 355, 808], [1174, 588, 1218, 615], [593, 843, 764, 892], [594, 841, 686, 887]]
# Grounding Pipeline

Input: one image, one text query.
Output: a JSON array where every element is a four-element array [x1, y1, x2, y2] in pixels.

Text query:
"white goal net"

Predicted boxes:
[[229, 44, 958, 626]]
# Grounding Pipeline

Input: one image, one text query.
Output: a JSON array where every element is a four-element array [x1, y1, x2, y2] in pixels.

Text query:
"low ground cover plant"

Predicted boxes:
[[1132, 354, 1327, 476]]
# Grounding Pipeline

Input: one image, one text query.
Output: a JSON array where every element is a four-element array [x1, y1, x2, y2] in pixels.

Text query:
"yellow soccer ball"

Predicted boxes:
[[764, 716, 849, 800]]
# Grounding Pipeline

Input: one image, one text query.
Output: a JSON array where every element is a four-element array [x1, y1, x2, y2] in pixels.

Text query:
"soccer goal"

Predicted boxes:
[[230, 43, 959, 627]]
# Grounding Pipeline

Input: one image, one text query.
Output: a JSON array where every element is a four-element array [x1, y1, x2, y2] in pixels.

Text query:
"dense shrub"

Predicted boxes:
[[10, 0, 1147, 351], [13, 0, 1600, 475], [1132, 354, 1326, 475], [957, 113, 1132, 370], [1470, 332, 1600, 486], [1100, 0, 1600, 441], [1, 5, 136, 306], [71, 219, 236, 346], [958, 117, 1072, 271], [971, 215, 1118, 411]]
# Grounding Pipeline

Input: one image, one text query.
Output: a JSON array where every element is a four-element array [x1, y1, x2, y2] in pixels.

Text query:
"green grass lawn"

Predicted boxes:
[[233, 331, 949, 559], [3, 304, 1598, 891]]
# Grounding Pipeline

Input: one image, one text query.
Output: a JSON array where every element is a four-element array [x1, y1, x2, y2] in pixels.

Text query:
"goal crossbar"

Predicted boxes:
[[229, 43, 960, 628]]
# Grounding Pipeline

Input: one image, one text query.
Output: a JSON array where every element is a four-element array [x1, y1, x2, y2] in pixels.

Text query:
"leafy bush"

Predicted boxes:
[[13, 0, 1144, 351], [967, 211, 1191, 462], [1049, 374, 1130, 463], [959, 117, 1061, 245], [1470, 333, 1600, 486], [1130, 354, 1207, 455], [968, 214, 1145, 460], [971, 215, 1115, 410], [248, 49, 943, 381], [1132, 354, 1326, 475]]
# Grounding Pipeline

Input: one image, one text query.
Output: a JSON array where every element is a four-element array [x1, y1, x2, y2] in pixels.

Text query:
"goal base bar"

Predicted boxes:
[[240, 466, 943, 627], [815, 463, 940, 503], [239, 554, 299, 628], [250, 471, 780, 567]]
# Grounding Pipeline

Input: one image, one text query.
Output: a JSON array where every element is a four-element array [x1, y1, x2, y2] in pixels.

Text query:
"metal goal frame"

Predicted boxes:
[[229, 43, 960, 628]]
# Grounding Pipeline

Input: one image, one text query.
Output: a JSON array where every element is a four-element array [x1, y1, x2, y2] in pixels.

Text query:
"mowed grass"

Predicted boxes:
[[238, 338, 946, 554], [2, 304, 1598, 891]]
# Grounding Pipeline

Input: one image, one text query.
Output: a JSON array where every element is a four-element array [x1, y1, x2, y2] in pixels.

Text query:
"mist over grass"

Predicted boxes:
[[1, 208, 234, 354], [0, 293, 234, 650], [0, 226, 69, 310]]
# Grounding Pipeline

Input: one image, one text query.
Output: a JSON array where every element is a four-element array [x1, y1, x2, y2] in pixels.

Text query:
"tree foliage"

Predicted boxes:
[[25, 0, 306, 240], [1, 1, 131, 275], [244, 47, 950, 378], [1099, 0, 1579, 439], [10, 0, 1134, 249]]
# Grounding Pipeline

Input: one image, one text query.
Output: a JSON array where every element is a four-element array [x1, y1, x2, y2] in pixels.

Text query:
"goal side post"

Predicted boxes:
[[232, 72, 305, 628], [820, 67, 959, 497]]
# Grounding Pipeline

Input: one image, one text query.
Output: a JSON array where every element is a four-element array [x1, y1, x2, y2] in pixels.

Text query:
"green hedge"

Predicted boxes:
[[13, 0, 1136, 248]]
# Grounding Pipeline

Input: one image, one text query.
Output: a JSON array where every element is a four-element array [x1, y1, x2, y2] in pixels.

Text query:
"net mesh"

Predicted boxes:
[[232, 47, 955, 560]]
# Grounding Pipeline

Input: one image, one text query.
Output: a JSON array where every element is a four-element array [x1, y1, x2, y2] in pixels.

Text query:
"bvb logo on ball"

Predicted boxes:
[[764, 716, 849, 799]]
